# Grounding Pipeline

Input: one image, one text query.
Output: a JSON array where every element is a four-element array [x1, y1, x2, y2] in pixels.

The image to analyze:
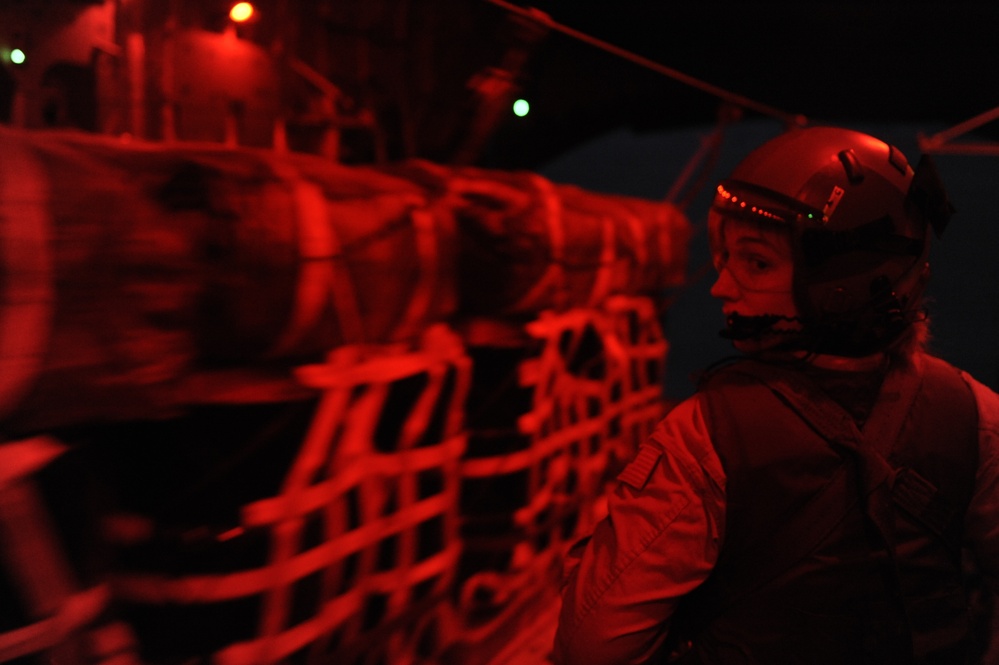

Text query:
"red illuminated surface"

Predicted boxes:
[[0, 126, 691, 664]]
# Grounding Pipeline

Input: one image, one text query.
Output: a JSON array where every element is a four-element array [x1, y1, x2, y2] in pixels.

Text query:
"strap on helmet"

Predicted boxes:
[[906, 155, 955, 238]]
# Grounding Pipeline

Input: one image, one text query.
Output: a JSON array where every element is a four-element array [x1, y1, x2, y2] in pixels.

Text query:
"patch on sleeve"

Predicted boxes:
[[616, 445, 663, 491]]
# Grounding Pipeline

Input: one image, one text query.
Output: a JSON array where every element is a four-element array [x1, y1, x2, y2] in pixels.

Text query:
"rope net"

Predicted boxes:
[[454, 296, 668, 656], [104, 325, 470, 665], [1, 297, 667, 664]]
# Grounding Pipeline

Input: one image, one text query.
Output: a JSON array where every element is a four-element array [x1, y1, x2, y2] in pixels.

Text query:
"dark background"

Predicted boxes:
[[479, 0, 999, 169]]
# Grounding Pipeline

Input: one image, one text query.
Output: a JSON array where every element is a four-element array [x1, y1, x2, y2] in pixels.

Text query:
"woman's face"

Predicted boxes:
[[709, 217, 800, 352]]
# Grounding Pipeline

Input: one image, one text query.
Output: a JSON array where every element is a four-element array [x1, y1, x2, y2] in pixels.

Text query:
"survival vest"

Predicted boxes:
[[670, 353, 979, 665]]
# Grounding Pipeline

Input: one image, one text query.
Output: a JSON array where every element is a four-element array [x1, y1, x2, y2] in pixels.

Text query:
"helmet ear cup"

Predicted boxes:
[[906, 155, 956, 237]]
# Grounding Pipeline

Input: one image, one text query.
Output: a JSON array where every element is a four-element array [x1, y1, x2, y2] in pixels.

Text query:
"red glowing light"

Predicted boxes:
[[229, 2, 255, 22]]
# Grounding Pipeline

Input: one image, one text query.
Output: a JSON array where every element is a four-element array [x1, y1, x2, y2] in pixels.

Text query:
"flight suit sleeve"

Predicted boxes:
[[551, 396, 726, 665], [963, 371, 999, 593]]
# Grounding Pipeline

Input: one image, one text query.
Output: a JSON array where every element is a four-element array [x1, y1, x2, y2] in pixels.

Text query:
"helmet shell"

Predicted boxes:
[[710, 126, 930, 354]]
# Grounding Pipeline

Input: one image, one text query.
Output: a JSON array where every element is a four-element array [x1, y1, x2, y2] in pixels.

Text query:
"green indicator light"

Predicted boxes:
[[512, 99, 529, 117], [10, 48, 25, 64]]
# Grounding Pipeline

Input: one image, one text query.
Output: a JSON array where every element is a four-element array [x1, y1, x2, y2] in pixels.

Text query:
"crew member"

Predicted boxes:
[[553, 126, 999, 664]]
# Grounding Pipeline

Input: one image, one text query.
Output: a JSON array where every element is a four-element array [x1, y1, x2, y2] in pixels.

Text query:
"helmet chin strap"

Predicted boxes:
[[720, 312, 801, 341]]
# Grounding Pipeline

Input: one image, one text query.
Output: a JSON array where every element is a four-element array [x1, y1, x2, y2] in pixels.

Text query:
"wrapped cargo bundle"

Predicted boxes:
[[386, 160, 690, 317], [0, 128, 689, 434], [0, 128, 456, 432]]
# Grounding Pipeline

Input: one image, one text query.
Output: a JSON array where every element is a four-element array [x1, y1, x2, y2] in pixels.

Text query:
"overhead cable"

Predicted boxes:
[[484, 0, 807, 128]]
